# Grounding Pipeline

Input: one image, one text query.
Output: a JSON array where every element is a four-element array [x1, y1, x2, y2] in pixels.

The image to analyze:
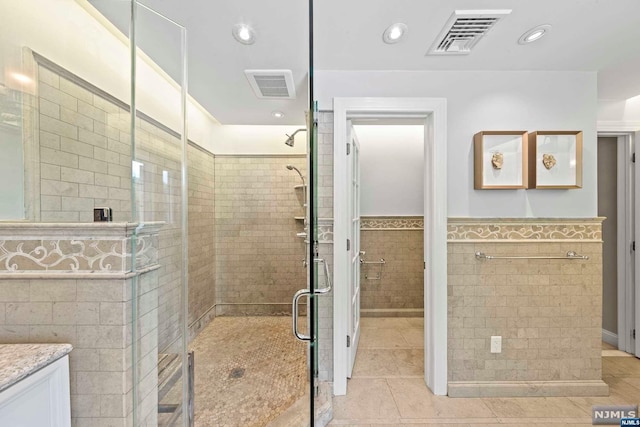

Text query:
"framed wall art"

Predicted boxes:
[[528, 131, 582, 189], [474, 131, 529, 189]]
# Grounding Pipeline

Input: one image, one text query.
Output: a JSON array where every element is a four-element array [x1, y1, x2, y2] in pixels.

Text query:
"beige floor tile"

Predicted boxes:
[[352, 349, 401, 377], [332, 378, 401, 420], [361, 317, 412, 329], [395, 348, 424, 376], [359, 327, 411, 348], [399, 327, 424, 348], [496, 419, 593, 426], [406, 317, 424, 328], [481, 397, 589, 418], [605, 357, 640, 377], [352, 348, 423, 377], [569, 376, 640, 409], [190, 316, 306, 427], [387, 378, 496, 419]]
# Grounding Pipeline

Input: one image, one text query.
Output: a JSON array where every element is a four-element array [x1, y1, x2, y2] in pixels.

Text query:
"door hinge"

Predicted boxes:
[[633, 241, 636, 252], [347, 143, 351, 155], [347, 335, 351, 347], [347, 239, 350, 251], [633, 153, 636, 163], [424, 262, 426, 270], [633, 329, 636, 339]]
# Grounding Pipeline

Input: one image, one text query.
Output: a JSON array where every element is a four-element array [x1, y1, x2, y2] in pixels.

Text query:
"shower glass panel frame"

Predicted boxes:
[[130, 2, 190, 426]]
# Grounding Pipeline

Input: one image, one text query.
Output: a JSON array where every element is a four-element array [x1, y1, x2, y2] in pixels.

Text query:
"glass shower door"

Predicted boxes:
[[130, 3, 190, 426]]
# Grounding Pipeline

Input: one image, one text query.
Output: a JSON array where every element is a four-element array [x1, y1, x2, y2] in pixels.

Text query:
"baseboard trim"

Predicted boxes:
[[188, 304, 216, 342], [448, 380, 609, 398], [602, 329, 618, 348], [361, 308, 423, 318]]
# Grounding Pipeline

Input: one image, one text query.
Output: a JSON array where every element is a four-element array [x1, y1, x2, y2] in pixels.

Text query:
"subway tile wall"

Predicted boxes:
[[316, 112, 334, 381], [447, 219, 605, 396], [448, 241, 603, 382], [214, 156, 306, 315], [187, 144, 216, 333], [360, 229, 423, 311], [0, 277, 140, 427], [35, 61, 218, 353]]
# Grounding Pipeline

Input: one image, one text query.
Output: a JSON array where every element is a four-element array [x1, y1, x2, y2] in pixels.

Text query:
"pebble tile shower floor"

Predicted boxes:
[[190, 316, 307, 427]]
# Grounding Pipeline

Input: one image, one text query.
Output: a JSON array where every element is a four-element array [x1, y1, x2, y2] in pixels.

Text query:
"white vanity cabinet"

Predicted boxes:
[[0, 344, 72, 427]]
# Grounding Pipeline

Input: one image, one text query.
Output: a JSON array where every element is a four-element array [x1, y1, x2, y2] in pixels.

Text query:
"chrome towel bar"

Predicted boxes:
[[475, 251, 589, 260]]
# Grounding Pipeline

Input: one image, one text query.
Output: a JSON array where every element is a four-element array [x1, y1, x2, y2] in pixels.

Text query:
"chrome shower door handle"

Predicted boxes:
[[292, 289, 312, 341]]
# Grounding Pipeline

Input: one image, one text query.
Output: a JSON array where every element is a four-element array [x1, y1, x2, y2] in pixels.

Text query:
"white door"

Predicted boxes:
[[347, 121, 361, 377]]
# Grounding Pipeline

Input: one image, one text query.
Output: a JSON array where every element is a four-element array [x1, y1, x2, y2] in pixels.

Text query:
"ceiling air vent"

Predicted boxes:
[[244, 69, 296, 99], [428, 9, 511, 55]]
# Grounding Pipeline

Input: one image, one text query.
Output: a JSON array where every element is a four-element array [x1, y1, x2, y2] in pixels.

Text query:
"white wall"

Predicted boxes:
[[316, 70, 598, 218], [0, 0, 218, 145], [354, 125, 423, 216], [597, 96, 640, 130], [207, 125, 306, 155]]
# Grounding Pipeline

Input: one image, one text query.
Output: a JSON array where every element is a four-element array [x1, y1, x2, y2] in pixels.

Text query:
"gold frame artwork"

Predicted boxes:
[[528, 131, 583, 189], [474, 131, 529, 189]]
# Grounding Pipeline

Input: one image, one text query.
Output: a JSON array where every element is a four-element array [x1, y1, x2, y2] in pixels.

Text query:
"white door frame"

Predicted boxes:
[[333, 97, 448, 396], [597, 131, 635, 352]]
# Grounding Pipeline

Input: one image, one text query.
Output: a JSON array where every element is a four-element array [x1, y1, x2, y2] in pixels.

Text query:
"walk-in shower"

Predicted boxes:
[[284, 128, 307, 146], [286, 164, 306, 186]]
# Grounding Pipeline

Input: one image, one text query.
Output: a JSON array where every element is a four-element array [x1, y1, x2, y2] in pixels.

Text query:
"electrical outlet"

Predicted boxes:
[[490, 336, 502, 353]]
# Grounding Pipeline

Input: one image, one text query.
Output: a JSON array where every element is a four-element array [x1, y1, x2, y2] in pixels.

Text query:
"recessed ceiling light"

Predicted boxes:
[[272, 111, 284, 118], [518, 24, 551, 44], [382, 23, 408, 44], [232, 24, 256, 45]]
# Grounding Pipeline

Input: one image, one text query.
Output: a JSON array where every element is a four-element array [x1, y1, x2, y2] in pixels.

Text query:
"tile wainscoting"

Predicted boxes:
[[447, 217, 609, 397], [0, 222, 161, 426], [360, 216, 424, 315]]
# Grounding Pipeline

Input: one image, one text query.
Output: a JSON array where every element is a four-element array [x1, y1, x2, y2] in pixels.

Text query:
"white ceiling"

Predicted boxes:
[[94, 0, 640, 125]]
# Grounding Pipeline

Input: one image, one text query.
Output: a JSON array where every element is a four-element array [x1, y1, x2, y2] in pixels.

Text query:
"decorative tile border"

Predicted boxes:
[[317, 220, 333, 243], [447, 217, 604, 242], [361, 216, 424, 230], [0, 239, 126, 272], [0, 222, 162, 277]]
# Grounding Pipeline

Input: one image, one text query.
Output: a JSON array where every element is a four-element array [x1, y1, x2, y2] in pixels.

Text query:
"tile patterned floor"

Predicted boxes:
[[190, 316, 307, 427], [329, 317, 640, 426]]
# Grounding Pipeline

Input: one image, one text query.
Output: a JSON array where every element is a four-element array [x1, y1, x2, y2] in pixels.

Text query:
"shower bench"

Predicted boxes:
[[158, 351, 195, 426]]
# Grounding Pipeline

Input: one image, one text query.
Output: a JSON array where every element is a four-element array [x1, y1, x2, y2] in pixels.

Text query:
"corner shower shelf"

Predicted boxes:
[[294, 217, 306, 221], [294, 184, 307, 190]]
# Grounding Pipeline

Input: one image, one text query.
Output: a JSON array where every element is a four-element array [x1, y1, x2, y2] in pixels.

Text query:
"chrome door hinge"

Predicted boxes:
[[347, 335, 351, 347], [347, 239, 351, 251], [347, 143, 351, 155]]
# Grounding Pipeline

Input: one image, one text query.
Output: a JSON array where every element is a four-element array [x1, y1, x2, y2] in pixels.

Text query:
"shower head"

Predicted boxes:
[[286, 164, 305, 186], [284, 128, 307, 147]]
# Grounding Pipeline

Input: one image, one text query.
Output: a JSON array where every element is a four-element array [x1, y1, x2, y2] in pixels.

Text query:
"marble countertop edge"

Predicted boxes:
[[0, 343, 72, 393]]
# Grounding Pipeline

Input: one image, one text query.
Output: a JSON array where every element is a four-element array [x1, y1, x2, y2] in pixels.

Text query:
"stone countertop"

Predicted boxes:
[[0, 344, 72, 393]]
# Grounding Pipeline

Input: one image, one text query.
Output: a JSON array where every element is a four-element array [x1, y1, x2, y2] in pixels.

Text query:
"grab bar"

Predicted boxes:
[[360, 258, 386, 265], [315, 257, 332, 293], [292, 258, 332, 341], [475, 251, 589, 260]]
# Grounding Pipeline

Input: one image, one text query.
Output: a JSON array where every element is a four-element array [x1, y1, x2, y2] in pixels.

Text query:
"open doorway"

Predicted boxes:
[[597, 133, 635, 355], [346, 121, 426, 381], [332, 97, 448, 397]]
